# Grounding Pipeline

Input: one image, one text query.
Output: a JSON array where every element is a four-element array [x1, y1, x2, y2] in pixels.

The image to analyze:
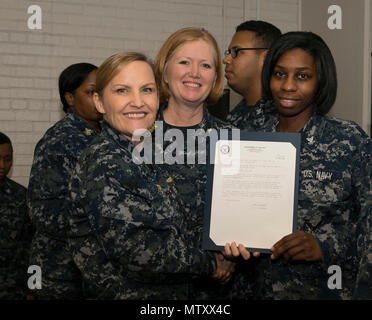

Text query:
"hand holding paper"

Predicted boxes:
[[223, 242, 260, 261], [270, 230, 323, 262]]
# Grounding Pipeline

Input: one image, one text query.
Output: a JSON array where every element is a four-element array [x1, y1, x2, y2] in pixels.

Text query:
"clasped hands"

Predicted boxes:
[[212, 230, 322, 285]]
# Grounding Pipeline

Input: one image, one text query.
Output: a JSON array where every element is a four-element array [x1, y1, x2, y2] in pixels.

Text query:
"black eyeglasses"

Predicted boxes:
[[224, 47, 268, 59]]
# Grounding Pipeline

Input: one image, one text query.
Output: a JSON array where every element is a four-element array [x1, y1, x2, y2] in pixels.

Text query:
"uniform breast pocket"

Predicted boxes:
[[299, 170, 350, 231], [300, 170, 347, 205]]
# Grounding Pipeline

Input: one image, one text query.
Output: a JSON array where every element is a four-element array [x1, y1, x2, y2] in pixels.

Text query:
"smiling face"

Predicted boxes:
[[163, 39, 217, 109], [0, 143, 12, 182], [94, 61, 158, 142], [270, 48, 318, 120]]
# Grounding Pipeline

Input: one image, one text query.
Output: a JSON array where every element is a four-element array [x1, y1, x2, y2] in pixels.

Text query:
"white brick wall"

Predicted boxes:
[[0, 0, 299, 186]]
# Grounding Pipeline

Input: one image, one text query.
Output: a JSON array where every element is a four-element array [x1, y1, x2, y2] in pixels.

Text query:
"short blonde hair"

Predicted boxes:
[[154, 27, 224, 105], [96, 52, 154, 96]]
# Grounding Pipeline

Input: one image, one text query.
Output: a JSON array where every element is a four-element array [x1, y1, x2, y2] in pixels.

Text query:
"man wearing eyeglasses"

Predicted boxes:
[[224, 20, 281, 131]]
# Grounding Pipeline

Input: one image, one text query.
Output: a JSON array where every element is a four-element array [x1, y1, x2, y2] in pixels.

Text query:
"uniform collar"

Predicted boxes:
[[157, 101, 212, 130], [0, 176, 10, 193], [238, 97, 278, 131], [298, 108, 325, 145], [65, 109, 100, 137], [270, 108, 323, 146], [100, 121, 134, 150], [236, 97, 276, 112]]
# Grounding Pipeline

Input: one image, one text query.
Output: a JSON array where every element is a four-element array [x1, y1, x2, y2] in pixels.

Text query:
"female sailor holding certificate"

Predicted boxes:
[[225, 31, 372, 299]]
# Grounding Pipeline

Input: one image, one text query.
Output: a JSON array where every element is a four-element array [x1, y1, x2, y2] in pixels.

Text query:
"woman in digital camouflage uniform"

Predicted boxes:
[[225, 31, 372, 300], [27, 63, 102, 299]]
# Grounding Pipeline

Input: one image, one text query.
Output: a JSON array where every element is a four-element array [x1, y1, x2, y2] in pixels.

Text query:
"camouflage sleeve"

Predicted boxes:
[[0, 188, 35, 299], [67, 219, 128, 299], [67, 161, 130, 299], [103, 185, 217, 283], [316, 137, 372, 271], [28, 150, 75, 237], [68, 159, 217, 293], [353, 138, 372, 299]]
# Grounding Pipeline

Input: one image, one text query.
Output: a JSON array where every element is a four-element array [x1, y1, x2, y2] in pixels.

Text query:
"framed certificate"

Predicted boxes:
[[202, 131, 301, 254]]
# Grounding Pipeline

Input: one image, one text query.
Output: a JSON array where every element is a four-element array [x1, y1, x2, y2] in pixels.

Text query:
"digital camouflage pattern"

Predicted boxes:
[[220, 98, 280, 299], [0, 177, 34, 300], [353, 134, 372, 299], [226, 98, 278, 132], [27, 110, 100, 299], [248, 110, 372, 299], [67, 121, 218, 299], [157, 102, 235, 299], [354, 209, 372, 299]]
